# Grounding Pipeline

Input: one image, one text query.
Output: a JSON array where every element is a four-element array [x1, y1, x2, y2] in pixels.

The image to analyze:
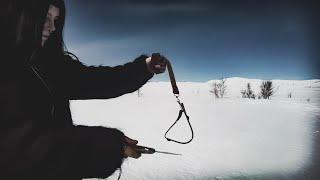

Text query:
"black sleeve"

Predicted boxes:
[[1, 125, 125, 179], [53, 54, 154, 100], [0, 79, 126, 179]]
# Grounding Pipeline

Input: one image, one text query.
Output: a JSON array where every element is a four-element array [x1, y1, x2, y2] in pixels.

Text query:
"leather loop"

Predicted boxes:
[[163, 58, 194, 144]]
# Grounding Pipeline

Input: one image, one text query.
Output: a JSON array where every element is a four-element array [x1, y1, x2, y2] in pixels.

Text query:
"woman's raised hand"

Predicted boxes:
[[146, 53, 167, 74]]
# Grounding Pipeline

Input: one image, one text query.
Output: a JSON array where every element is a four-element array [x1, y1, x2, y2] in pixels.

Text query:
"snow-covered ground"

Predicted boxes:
[[70, 78, 320, 180]]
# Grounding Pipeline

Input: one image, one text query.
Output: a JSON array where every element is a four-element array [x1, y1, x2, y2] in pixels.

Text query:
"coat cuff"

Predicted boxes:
[[134, 54, 154, 80], [75, 126, 125, 178]]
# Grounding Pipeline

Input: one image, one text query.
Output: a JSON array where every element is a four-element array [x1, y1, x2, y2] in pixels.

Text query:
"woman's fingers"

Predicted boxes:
[[157, 61, 167, 67], [154, 64, 166, 69], [123, 136, 141, 159], [154, 65, 166, 73], [124, 136, 138, 145], [124, 145, 141, 159], [146, 53, 168, 74], [150, 53, 167, 74]]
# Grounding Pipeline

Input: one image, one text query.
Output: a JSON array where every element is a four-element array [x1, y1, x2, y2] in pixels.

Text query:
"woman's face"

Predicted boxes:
[[42, 5, 60, 46]]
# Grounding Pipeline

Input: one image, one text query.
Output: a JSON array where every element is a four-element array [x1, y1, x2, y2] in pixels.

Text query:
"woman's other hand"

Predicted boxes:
[[146, 53, 167, 74], [123, 136, 141, 159]]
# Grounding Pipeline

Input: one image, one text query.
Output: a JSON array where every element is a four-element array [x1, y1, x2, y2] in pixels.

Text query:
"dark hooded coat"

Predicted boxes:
[[0, 1, 154, 179], [0, 51, 153, 179]]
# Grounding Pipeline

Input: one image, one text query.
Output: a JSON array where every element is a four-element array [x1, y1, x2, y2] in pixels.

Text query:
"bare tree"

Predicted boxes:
[[210, 78, 227, 98], [210, 83, 219, 98], [260, 81, 274, 99], [137, 88, 142, 97], [257, 95, 262, 99], [241, 83, 255, 99], [219, 79, 227, 98]]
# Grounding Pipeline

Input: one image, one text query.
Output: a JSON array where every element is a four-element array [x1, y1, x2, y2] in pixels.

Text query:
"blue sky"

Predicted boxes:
[[63, 0, 319, 82]]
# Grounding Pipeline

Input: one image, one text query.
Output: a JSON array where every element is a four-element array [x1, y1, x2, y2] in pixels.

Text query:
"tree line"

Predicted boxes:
[[210, 79, 274, 99]]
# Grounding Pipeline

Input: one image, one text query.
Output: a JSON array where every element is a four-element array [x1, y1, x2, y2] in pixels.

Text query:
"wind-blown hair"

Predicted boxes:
[[42, 0, 67, 57], [3, 0, 72, 64]]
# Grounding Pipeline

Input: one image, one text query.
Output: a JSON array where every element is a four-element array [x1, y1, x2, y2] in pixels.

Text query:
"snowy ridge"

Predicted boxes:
[[71, 77, 320, 180], [140, 77, 320, 104]]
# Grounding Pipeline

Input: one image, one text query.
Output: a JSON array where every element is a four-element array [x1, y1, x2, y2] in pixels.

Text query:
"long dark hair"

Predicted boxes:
[[5, 0, 71, 65], [42, 0, 67, 57]]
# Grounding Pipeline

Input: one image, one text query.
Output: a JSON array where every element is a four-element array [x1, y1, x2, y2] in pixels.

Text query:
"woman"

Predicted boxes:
[[1, 0, 166, 179]]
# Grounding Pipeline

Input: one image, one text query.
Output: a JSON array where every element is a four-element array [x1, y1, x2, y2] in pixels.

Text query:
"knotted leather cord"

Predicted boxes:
[[164, 60, 194, 144]]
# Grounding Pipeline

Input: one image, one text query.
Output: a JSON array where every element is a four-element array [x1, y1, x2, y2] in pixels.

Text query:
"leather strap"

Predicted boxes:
[[165, 60, 180, 95], [162, 58, 194, 144]]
